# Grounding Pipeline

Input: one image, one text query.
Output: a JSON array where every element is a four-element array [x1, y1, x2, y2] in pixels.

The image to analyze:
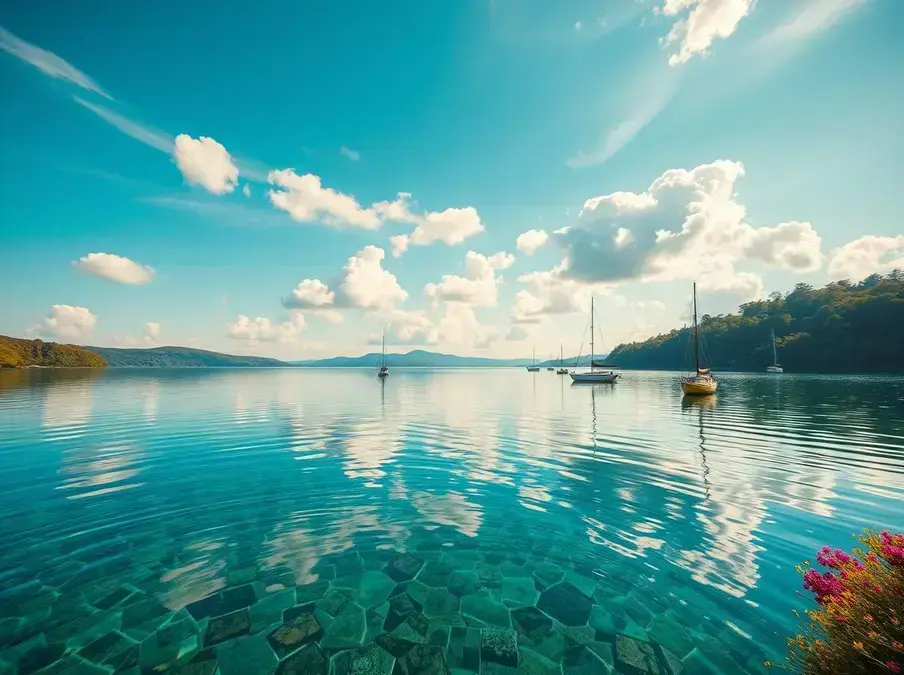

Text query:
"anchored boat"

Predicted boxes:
[[570, 297, 619, 384], [681, 283, 717, 396]]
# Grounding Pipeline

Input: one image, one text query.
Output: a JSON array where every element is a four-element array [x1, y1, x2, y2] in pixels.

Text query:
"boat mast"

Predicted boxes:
[[590, 296, 595, 371], [693, 283, 700, 374], [381, 329, 385, 367], [771, 328, 777, 364]]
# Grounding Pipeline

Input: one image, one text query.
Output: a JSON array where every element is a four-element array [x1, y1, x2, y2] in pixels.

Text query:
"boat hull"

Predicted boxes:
[[526, 367, 540, 372], [766, 366, 783, 373], [681, 377, 717, 395], [570, 372, 619, 383]]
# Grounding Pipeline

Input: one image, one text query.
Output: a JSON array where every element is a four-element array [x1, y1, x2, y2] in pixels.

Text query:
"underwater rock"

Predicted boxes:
[[500, 577, 538, 606], [376, 633, 417, 657], [511, 606, 552, 641], [321, 589, 354, 617], [268, 612, 323, 658], [385, 554, 425, 583], [447, 570, 482, 598], [332, 644, 396, 675], [296, 580, 330, 603], [276, 643, 327, 675], [460, 591, 511, 628], [562, 645, 609, 675], [647, 612, 695, 659], [396, 644, 450, 675], [417, 562, 455, 588], [537, 582, 591, 627], [424, 588, 460, 617], [614, 634, 660, 674], [205, 609, 251, 647], [480, 628, 518, 667], [358, 571, 396, 610], [322, 603, 367, 649]]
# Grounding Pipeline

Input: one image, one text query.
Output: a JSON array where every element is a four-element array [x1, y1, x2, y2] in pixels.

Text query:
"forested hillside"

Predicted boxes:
[[0, 336, 107, 368], [608, 272, 904, 373], [86, 346, 287, 367]]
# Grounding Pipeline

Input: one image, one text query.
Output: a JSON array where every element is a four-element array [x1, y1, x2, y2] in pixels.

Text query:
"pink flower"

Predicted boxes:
[[803, 569, 844, 605], [886, 662, 901, 673], [881, 544, 904, 567]]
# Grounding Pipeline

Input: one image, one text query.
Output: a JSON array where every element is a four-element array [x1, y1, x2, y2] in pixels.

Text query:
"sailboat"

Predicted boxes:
[[526, 346, 540, 372], [556, 343, 569, 375], [546, 352, 554, 371], [377, 330, 389, 378], [570, 297, 619, 383], [681, 282, 717, 396], [766, 328, 783, 373]]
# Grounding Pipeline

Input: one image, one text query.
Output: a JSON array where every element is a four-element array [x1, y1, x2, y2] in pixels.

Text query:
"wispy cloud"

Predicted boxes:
[[0, 25, 111, 99], [759, 0, 867, 44], [340, 145, 361, 161], [567, 66, 680, 168], [142, 195, 288, 226], [74, 96, 174, 152]]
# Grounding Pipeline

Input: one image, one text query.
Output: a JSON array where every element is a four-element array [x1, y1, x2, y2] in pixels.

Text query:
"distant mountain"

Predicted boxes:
[[85, 345, 288, 368], [293, 349, 537, 368], [1, 335, 107, 368]]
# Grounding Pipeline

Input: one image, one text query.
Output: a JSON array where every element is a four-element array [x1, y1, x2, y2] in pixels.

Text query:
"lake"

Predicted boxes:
[[1, 368, 902, 674]]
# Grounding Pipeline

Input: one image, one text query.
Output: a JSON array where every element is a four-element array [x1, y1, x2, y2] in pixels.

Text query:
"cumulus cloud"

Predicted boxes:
[[516, 229, 549, 255], [550, 160, 823, 290], [660, 0, 755, 66], [34, 305, 97, 340], [227, 313, 306, 344], [173, 134, 239, 195], [266, 173, 484, 250], [145, 322, 161, 343], [0, 26, 111, 98], [827, 235, 904, 282], [392, 206, 484, 257], [506, 325, 529, 342], [283, 246, 408, 312], [424, 251, 514, 308], [510, 264, 607, 324], [73, 252, 156, 285]]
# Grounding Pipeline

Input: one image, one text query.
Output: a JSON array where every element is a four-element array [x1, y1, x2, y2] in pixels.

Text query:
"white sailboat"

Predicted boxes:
[[378, 330, 389, 378], [570, 297, 619, 383], [766, 328, 783, 373], [526, 346, 540, 372], [556, 343, 569, 375]]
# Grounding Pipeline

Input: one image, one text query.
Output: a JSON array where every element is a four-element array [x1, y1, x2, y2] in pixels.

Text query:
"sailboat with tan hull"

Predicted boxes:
[[681, 282, 717, 396]]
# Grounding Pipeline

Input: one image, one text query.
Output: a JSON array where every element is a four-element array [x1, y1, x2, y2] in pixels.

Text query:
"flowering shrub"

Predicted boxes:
[[769, 530, 904, 673]]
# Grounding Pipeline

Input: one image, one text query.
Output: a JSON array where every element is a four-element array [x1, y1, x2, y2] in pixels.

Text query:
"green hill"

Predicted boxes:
[[607, 272, 904, 373], [85, 345, 288, 368], [0, 336, 107, 368]]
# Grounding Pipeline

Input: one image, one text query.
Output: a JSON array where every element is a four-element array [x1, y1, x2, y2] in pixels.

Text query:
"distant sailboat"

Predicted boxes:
[[378, 330, 389, 378], [766, 328, 783, 373], [547, 352, 554, 372], [681, 283, 717, 396], [570, 297, 619, 383], [556, 343, 569, 375], [526, 346, 540, 372]]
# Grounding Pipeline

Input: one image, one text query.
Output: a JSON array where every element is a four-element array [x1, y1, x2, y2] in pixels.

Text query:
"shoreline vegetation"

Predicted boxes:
[[3, 273, 902, 372], [608, 272, 904, 374]]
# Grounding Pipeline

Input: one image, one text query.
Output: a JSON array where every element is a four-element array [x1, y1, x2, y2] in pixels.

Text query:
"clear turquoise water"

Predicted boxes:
[[1, 368, 902, 675]]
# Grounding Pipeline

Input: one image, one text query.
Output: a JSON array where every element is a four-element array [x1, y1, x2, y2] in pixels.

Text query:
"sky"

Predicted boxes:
[[1, 0, 902, 360]]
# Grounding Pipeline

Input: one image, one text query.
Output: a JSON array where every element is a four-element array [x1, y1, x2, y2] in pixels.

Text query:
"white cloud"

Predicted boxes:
[[506, 325, 529, 341], [74, 97, 174, 152], [552, 160, 824, 288], [284, 279, 336, 309], [35, 305, 97, 341], [283, 246, 408, 312], [510, 264, 607, 324], [424, 251, 514, 308], [0, 26, 111, 98], [827, 235, 904, 282], [394, 206, 485, 257], [268, 170, 384, 229], [340, 145, 361, 161], [173, 134, 239, 195], [112, 321, 163, 347], [227, 313, 306, 344], [660, 0, 755, 66], [267, 172, 483, 250], [516, 229, 549, 255], [242, 184, 252, 198], [145, 322, 161, 343], [761, 0, 866, 43], [383, 309, 440, 345], [73, 252, 156, 285]]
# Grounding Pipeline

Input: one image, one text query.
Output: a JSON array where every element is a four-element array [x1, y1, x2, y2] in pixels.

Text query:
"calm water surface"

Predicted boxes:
[[1, 368, 902, 675]]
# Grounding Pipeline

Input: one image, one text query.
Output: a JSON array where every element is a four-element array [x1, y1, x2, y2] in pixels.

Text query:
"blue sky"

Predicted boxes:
[[1, 0, 902, 359]]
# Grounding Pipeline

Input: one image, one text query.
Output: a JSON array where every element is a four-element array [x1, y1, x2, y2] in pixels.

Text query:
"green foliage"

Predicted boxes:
[[608, 272, 904, 373], [0, 335, 107, 368], [85, 346, 287, 367]]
